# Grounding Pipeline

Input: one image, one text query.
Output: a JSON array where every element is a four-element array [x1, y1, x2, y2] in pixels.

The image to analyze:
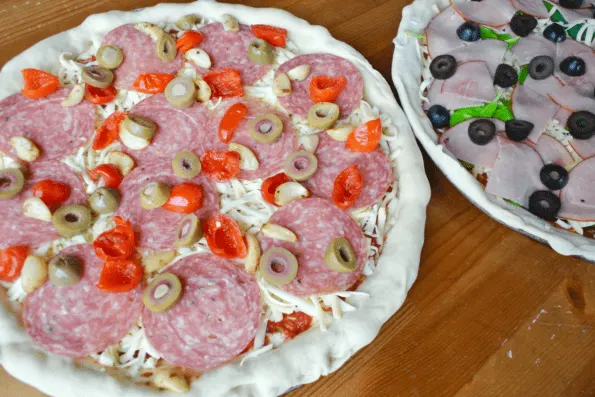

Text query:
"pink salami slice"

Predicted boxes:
[[204, 98, 295, 180], [115, 158, 218, 251], [304, 133, 393, 209], [485, 137, 545, 206], [23, 244, 143, 357], [260, 198, 366, 296], [426, 6, 469, 58], [0, 161, 85, 250], [510, 34, 557, 66], [101, 24, 183, 90], [195, 23, 272, 85], [560, 157, 595, 221], [447, 40, 508, 77], [511, 0, 550, 17], [511, 84, 559, 143], [452, 0, 518, 27], [143, 254, 260, 371], [439, 119, 503, 168], [276, 54, 364, 119], [533, 134, 574, 166], [441, 61, 497, 102], [0, 89, 94, 161], [124, 94, 209, 166]]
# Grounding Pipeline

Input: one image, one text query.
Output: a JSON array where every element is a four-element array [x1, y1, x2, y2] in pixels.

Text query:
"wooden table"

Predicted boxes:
[[1, 0, 594, 396]]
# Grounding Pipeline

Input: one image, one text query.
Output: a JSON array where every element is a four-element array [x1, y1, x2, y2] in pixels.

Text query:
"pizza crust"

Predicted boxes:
[[393, 0, 595, 262], [0, 1, 430, 396]]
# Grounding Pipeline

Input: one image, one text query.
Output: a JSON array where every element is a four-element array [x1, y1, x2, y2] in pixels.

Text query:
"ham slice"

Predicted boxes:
[[510, 34, 557, 66], [570, 136, 595, 159], [442, 61, 497, 102], [534, 134, 574, 166], [523, 74, 564, 97], [559, 157, 595, 221], [439, 118, 503, 168], [511, 0, 549, 17], [548, 86, 595, 114], [447, 40, 508, 76], [452, 0, 518, 27], [511, 84, 559, 143], [427, 80, 487, 109], [425, 6, 468, 58], [485, 137, 545, 206]]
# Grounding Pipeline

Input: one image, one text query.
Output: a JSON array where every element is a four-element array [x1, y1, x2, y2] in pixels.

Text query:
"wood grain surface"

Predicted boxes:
[[0, 1, 594, 396]]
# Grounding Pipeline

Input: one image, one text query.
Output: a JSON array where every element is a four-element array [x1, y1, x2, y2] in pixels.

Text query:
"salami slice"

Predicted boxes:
[[143, 253, 261, 371], [22, 244, 143, 357], [101, 24, 183, 90], [204, 98, 295, 179], [304, 133, 393, 209], [276, 54, 364, 119], [115, 158, 218, 251], [260, 198, 366, 296], [0, 161, 86, 250], [0, 89, 95, 161]]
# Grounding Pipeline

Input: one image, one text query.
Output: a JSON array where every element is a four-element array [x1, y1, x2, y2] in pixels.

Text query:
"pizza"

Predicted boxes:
[[0, 2, 429, 396], [393, 0, 595, 260]]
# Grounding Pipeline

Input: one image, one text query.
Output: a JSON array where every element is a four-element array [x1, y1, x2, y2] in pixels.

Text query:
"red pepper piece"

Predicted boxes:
[[346, 118, 382, 153], [93, 112, 127, 151], [266, 311, 312, 339], [219, 102, 248, 143], [86, 85, 117, 105], [309, 75, 347, 103], [203, 68, 244, 99], [200, 150, 241, 182], [132, 73, 175, 94], [161, 183, 204, 214], [0, 246, 29, 282], [260, 173, 292, 205], [93, 217, 136, 261], [21, 69, 60, 99], [204, 214, 247, 258], [32, 179, 71, 208], [332, 165, 363, 209], [176, 31, 205, 53], [251, 24, 288, 47], [88, 164, 123, 189], [96, 259, 143, 293]]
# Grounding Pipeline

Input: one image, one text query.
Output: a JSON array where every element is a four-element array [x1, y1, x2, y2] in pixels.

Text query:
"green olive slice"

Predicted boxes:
[[325, 237, 357, 273], [175, 213, 203, 248], [143, 272, 182, 313], [141, 181, 171, 210], [156, 33, 177, 63], [88, 187, 120, 214], [52, 205, 93, 238], [172, 151, 201, 179], [249, 113, 283, 144], [96, 45, 124, 69], [259, 247, 298, 287], [0, 168, 25, 200], [308, 102, 340, 130], [284, 151, 318, 181], [121, 115, 157, 140], [248, 39, 274, 65], [165, 77, 196, 109], [48, 254, 83, 287], [81, 66, 114, 88]]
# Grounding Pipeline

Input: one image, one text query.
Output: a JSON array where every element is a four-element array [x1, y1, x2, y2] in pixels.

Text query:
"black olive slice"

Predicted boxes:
[[528, 190, 561, 221], [468, 119, 496, 145], [540, 164, 569, 191], [430, 55, 457, 80]]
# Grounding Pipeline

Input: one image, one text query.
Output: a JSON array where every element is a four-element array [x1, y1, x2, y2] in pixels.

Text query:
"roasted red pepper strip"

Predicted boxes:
[[346, 118, 382, 153], [176, 31, 205, 53], [88, 164, 123, 189], [261, 173, 292, 205], [266, 311, 312, 339], [93, 217, 135, 261], [96, 258, 143, 293], [32, 179, 71, 208], [93, 112, 127, 150], [332, 165, 363, 209], [0, 246, 29, 282], [251, 24, 288, 47], [219, 103, 248, 143], [86, 84, 117, 105], [133, 73, 175, 94], [200, 150, 241, 182], [161, 183, 204, 214], [309, 76, 347, 103], [21, 69, 60, 99], [204, 214, 247, 258], [203, 68, 244, 99]]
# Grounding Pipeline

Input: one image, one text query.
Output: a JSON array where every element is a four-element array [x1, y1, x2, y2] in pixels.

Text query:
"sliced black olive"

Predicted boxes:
[[528, 56, 555, 80], [505, 119, 534, 141], [568, 111, 595, 140], [509, 14, 537, 37], [427, 105, 450, 129], [468, 119, 496, 145], [559, 56, 586, 77], [494, 64, 518, 88], [543, 23, 567, 43], [559, 0, 583, 8], [456, 22, 481, 42], [528, 190, 561, 221], [540, 164, 569, 191], [429, 55, 457, 80]]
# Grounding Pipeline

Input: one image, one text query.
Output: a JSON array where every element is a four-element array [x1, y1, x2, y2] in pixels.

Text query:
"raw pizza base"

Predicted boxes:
[[0, 1, 430, 396], [392, 0, 595, 262]]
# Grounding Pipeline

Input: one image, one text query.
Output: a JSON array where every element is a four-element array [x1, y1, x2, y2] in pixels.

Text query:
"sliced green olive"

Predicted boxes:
[[249, 113, 283, 144], [175, 15, 200, 31], [156, 33, 177, 63], [141, 181, 171, 210], [48, 254, 83, 287], [172, 151, 201, 179], [259, 247, 298, 287], [52, 205, 92, 238], [308, 102, 340, 130], [121, 115, 157, 140], [143, 272, 182, 313], [325, 237, 357, 273], [96, 45, 124, 69], [248, 39, 274, 65], [284, 151, 318, 181], [81, 66, 114, 88], [165, 77, 196, 109], [0, 168, 25, 200], [175, 213, 203, 248], [88, 187, 120, 214]]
